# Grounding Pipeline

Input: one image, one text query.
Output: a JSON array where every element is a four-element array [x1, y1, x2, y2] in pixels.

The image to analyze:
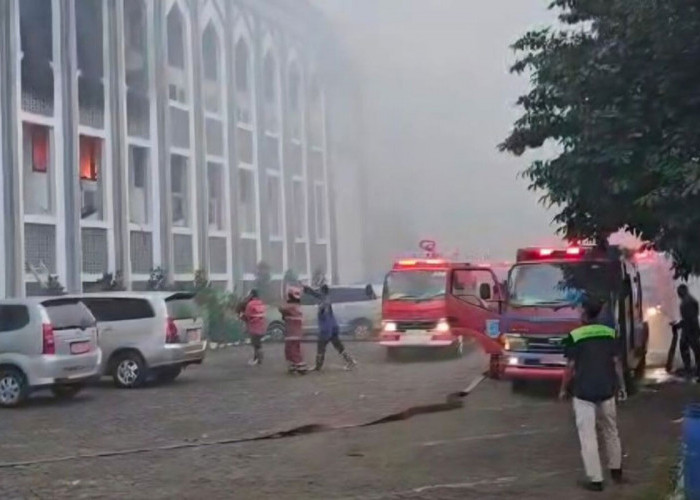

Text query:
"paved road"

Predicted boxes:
[[0, 342, 692, 499]]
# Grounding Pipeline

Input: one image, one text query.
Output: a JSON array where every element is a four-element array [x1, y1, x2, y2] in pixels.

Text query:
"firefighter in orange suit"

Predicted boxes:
[[279, 287, 308, 374]]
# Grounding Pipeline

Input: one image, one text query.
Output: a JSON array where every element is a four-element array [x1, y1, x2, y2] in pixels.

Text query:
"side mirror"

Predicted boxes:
[[479, 283, 492, 301]]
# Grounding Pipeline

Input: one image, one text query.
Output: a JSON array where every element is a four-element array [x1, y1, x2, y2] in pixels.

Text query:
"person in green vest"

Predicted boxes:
[[559, 297, 627, 492]]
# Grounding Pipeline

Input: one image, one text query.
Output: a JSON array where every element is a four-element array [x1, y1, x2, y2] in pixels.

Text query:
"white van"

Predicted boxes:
[[0, 298, 102, 408], [70, 292, 206, 388]]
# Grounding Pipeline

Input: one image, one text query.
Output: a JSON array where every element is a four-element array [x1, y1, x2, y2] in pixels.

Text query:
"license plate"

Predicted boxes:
[[405, 329, 426, 335], [70, 341, 90, 355], [540, 354, 566, 366], [187, 328, 202, 342]]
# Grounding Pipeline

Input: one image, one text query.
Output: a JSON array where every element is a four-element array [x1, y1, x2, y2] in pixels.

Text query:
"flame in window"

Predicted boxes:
[[79, 135, 100, 181]]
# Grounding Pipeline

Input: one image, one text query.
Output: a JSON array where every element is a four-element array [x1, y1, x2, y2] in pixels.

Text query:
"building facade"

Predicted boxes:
[[0, 0, 364, 296]]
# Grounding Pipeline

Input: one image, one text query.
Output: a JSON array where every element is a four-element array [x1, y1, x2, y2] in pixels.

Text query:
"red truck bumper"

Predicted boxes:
[[503, 366, 565, 380]]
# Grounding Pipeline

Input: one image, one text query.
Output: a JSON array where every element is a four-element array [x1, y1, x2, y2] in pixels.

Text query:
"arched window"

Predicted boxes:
[[309, 78, 323, 146], [235, 40, 249, 93], [288, 62, 302, 141], [263, 53, 276, 104], [262, 52, 279, 133], [235, 39, 252, 125], [202, 24, 218, 82], [202, 23, 220, 113], [167, 5, 185, 69]]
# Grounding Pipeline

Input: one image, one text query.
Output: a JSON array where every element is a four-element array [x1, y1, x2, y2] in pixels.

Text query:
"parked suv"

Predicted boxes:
[[0, 298, 102, 408], [71, 292, 206, 388], [266, 285, 380, 339]]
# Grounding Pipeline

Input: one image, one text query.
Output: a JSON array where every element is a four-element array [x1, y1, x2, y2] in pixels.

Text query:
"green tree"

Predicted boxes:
[[501, 0, 700, 276]]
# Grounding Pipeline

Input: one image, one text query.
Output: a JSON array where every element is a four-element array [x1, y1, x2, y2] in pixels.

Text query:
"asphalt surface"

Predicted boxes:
[[0, 342, 694, 499]]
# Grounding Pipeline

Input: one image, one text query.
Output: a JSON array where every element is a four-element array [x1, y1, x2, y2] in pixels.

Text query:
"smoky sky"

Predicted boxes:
[[316, 0, 560, 277]]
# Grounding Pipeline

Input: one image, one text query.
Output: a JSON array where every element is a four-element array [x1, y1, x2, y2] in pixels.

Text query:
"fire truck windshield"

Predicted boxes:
[[385, 270, 447, 302], [508, 262, 613, 307]]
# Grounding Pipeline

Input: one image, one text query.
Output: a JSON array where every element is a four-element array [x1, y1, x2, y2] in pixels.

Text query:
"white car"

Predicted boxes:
[[69, 292, 206, 388], [0, 298, 102, 408], [265, 285, 381, 340]]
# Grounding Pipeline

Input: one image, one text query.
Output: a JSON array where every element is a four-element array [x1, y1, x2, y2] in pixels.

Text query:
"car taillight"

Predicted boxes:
[[42, 323, 56, 354], [166, 317, 179, 343]]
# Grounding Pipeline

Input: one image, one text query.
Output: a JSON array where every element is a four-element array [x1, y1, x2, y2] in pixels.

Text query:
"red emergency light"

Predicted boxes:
[[517, 246, 591, 262], [394, 258, 448, 269]]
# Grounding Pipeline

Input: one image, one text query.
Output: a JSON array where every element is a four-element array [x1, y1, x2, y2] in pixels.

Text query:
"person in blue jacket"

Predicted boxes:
[[304, 284, 356, 371]]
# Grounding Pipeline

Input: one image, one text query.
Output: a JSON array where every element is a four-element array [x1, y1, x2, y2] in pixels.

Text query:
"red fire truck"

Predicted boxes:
[[380, 247, 505, 362], [496, 245, 648, 390]]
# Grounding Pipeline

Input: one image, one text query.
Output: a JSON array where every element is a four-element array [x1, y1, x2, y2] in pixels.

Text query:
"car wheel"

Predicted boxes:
[[266, 322, 286, 342], [0, 368, 28, 408], [51, 383, 84, 400], [112, 352, 147, 389], [350, 319, 373, 340], [156, 366, 182, 384]]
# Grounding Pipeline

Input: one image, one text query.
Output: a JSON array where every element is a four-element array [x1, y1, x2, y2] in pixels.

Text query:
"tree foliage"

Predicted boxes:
[[501, 0, 700, 277]]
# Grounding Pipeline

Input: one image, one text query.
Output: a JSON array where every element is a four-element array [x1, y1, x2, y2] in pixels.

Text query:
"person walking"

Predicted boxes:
[[279, 287, 308, 374], [674, 284, 700, 382], [559, 298, 626, 492], [240, 289, 266, 366], [303, 284, 356, 371]]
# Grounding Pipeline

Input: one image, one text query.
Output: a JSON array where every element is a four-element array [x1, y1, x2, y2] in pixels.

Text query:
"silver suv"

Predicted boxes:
[[72, 292, 206, 388], [0, 298, 102, 408], [266, 285, 381, 339]]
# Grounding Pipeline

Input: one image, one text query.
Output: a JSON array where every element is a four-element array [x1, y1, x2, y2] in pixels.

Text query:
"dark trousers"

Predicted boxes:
[[680, 330, 700, 377], [250, 334, 263, 362], [317, 334, 345, 356], [667, 325, 679, 373], [315, 333, 347, 370]]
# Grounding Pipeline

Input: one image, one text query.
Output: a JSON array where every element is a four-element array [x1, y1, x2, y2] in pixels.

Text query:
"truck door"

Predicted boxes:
[[446, 267, 503, 355]]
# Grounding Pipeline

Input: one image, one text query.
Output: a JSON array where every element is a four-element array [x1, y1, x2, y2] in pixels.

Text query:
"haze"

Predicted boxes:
[[316, 0, 559, 279]]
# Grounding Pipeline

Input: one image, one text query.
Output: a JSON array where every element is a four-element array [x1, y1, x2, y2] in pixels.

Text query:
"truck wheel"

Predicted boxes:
[[488, 354, 502, 379], [511, 379, 528, 393], [449, 336, 464, 358], [386, 347, 401, 362]]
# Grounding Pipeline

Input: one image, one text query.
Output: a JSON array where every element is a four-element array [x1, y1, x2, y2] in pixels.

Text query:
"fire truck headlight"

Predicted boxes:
[[435, 319, 450, 333], [383, 321, 397, 332], [508, 356, 519, 366], [504, 334, 527, 351], [646, 306, 660, 318]]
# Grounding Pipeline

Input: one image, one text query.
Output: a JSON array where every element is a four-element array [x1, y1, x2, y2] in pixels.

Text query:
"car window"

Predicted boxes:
[[42, 299, 95, 330], [0, 305, 30, 332], [330, 288, 372, 303], [82, 298, 155, 322], [166, 294, 199, 320], [301, 292, 317, 306]]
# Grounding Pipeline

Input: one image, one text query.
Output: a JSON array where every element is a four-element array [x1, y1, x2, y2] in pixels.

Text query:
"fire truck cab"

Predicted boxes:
[[380, 257, 505, 359], [499, 245, 648, 389]]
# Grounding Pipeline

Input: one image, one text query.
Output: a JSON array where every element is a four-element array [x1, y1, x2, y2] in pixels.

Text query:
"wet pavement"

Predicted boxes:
[[0, 342, 695, 499]]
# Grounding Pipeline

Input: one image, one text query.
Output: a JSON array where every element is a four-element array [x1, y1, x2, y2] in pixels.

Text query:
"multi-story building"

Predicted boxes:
[[0, 0, 366, 296]]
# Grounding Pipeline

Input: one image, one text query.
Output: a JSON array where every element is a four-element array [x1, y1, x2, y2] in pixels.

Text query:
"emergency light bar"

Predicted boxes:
[[394, 258, 448, 269], [516, 246, 599, 262]]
